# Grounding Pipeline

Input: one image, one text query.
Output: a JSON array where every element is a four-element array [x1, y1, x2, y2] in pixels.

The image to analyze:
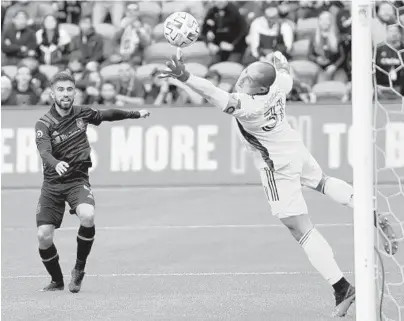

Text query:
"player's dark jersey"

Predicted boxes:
[[35, 104, 103, 183]]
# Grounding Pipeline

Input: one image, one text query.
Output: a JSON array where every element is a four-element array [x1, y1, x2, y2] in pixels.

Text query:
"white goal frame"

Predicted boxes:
[[352, 1, 377, 320]]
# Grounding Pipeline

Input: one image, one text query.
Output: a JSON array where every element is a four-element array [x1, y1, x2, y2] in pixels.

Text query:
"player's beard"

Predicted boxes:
[[55, 97, 74, 110]]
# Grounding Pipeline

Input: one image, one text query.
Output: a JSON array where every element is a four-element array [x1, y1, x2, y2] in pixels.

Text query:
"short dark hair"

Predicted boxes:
[[50, 71, 76, 87]]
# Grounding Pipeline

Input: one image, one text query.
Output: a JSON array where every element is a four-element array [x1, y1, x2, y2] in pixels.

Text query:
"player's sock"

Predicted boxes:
[[75, 225, 95, 271], [332, 276, 350, 293], [39, 244, 64, 282], [321, 177, 354, 209], [300, 228, 344, 286]]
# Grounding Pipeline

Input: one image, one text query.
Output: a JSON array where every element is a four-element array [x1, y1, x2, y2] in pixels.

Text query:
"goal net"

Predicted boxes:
[[372, 1, 404, 320]]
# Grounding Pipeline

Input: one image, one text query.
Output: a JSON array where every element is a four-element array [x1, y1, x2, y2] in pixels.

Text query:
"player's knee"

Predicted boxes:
[[37, 226, 54, 247], [287, 226, 304, 241], [281, 215, 313, 242], [76, 204, 95, 227]]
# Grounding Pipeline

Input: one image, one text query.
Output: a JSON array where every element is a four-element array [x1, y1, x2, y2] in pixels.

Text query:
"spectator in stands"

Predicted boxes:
[[1, 10, 37, 65], [83, 71, 103, 104], [337, 2, 351, 82], [143, 69, 177, 105], [1, 75, 17, 106], [114, 3, 152, 66], [115, 63, 145, 105], [38, 87, 52, 105], [297, 1, 344, 20], [1, 1, 12, 30], [372, 1, 397, 45], [235, 1, 263, 26], [13, 65, 40, 105], [74, 88, 86, 105], [201, 1, 248, 64], [92, 1, 125, 29], [308, 11, 346, 83], [67, 51, 85, 82], [52, 1, 82, 24], [70, 15, 104, 65], [161, 1, 206, 26], [20, 57, 49, 92], [36, 14, 72, 67], [99, 81, 124, 106], [277, 1, 300, 23], [2, 0, 54, 30], [245, 2, 294, 64], [375, 25, 404, 97]]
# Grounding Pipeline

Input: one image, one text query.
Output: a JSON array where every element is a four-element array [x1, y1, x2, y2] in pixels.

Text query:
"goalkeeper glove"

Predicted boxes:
[[158, 52, 190, 82]]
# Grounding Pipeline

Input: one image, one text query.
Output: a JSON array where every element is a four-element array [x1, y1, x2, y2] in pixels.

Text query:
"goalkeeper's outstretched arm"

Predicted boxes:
[[184, 75, 230, 110], [158, 52, 230, 110]]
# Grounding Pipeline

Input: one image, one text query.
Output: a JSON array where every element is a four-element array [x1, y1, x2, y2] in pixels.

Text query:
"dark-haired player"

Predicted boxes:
[[35, 71, 150, 293]]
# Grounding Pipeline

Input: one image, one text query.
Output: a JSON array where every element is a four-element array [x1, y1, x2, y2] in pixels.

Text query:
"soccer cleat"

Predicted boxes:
[[374, 212, 399, 255], [40, 280, 64, 292], [332, 284, 355, 317], [68, 269, 85, 293]]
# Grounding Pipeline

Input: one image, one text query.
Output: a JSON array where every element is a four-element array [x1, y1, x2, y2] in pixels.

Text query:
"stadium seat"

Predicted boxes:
[[143, 42, 177, 64], [138, 2, 161, 28], [312, 81, 347, 101], [182, 41, 212, 65], [289, 60, 321, 87], [209, 62, 244, 85], [185, 62, 208, 78], [152, 23, 165, 42], [2, 65, 17, 80], [290, 39, 311, 59], [296, 18, 317, 41], [39, 65, 60, 80], [94, 23, 117, 40], [60, 23, 80, 38], [135, 63, 166, 82], [100, 64, 122, 80]]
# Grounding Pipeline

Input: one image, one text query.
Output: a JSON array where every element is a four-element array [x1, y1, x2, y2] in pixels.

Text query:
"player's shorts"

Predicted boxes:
[[260, 147, 323, 219], [36, 178, 95, 229]]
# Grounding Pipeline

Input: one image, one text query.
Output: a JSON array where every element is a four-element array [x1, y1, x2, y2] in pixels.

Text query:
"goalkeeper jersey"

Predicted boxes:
[[225, 73, 305, 170]]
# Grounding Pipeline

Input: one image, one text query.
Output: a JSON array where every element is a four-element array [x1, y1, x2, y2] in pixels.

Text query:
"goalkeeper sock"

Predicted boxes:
[[75, 225, 95, 271], [322, 177, 354, 209], [300, 228, 344, 286], [39, 244, 64, 283]]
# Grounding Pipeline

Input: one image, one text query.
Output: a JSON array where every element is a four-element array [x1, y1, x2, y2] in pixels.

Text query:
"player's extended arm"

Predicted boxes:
[[269, 52, 293, 94], [158, 54, 230, 110], [35, 121, 60, 168], [100, 109, 150, 121]]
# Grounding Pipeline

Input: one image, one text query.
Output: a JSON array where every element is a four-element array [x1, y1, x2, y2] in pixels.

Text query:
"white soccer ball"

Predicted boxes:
[[163, 12, 200, 48]]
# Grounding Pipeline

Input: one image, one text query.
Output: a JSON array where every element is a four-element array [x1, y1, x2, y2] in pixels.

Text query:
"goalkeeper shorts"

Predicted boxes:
[[260, 147, 323, 219]]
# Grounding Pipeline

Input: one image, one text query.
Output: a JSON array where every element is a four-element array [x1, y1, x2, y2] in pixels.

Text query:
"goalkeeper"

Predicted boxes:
[[159, 50, 399, 317]]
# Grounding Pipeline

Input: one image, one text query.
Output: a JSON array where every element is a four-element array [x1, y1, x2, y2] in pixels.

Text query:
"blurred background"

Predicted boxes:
[[1, 0, 403, 107]]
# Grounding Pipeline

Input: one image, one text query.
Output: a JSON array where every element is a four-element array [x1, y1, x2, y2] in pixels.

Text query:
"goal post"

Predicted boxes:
[[352, 1, 377, 321]]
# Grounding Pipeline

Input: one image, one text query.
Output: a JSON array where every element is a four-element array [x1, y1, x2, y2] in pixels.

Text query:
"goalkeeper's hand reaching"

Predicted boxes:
[[266, 51, 290, 74], [158, 49, 190, 82]]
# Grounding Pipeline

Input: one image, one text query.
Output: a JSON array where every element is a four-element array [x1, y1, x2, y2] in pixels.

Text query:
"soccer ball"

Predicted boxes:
[[163, 12, 200, 48]]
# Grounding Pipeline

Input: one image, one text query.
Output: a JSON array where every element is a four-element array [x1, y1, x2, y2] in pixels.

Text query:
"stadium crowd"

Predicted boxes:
[[1, 0, 404, 107]]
